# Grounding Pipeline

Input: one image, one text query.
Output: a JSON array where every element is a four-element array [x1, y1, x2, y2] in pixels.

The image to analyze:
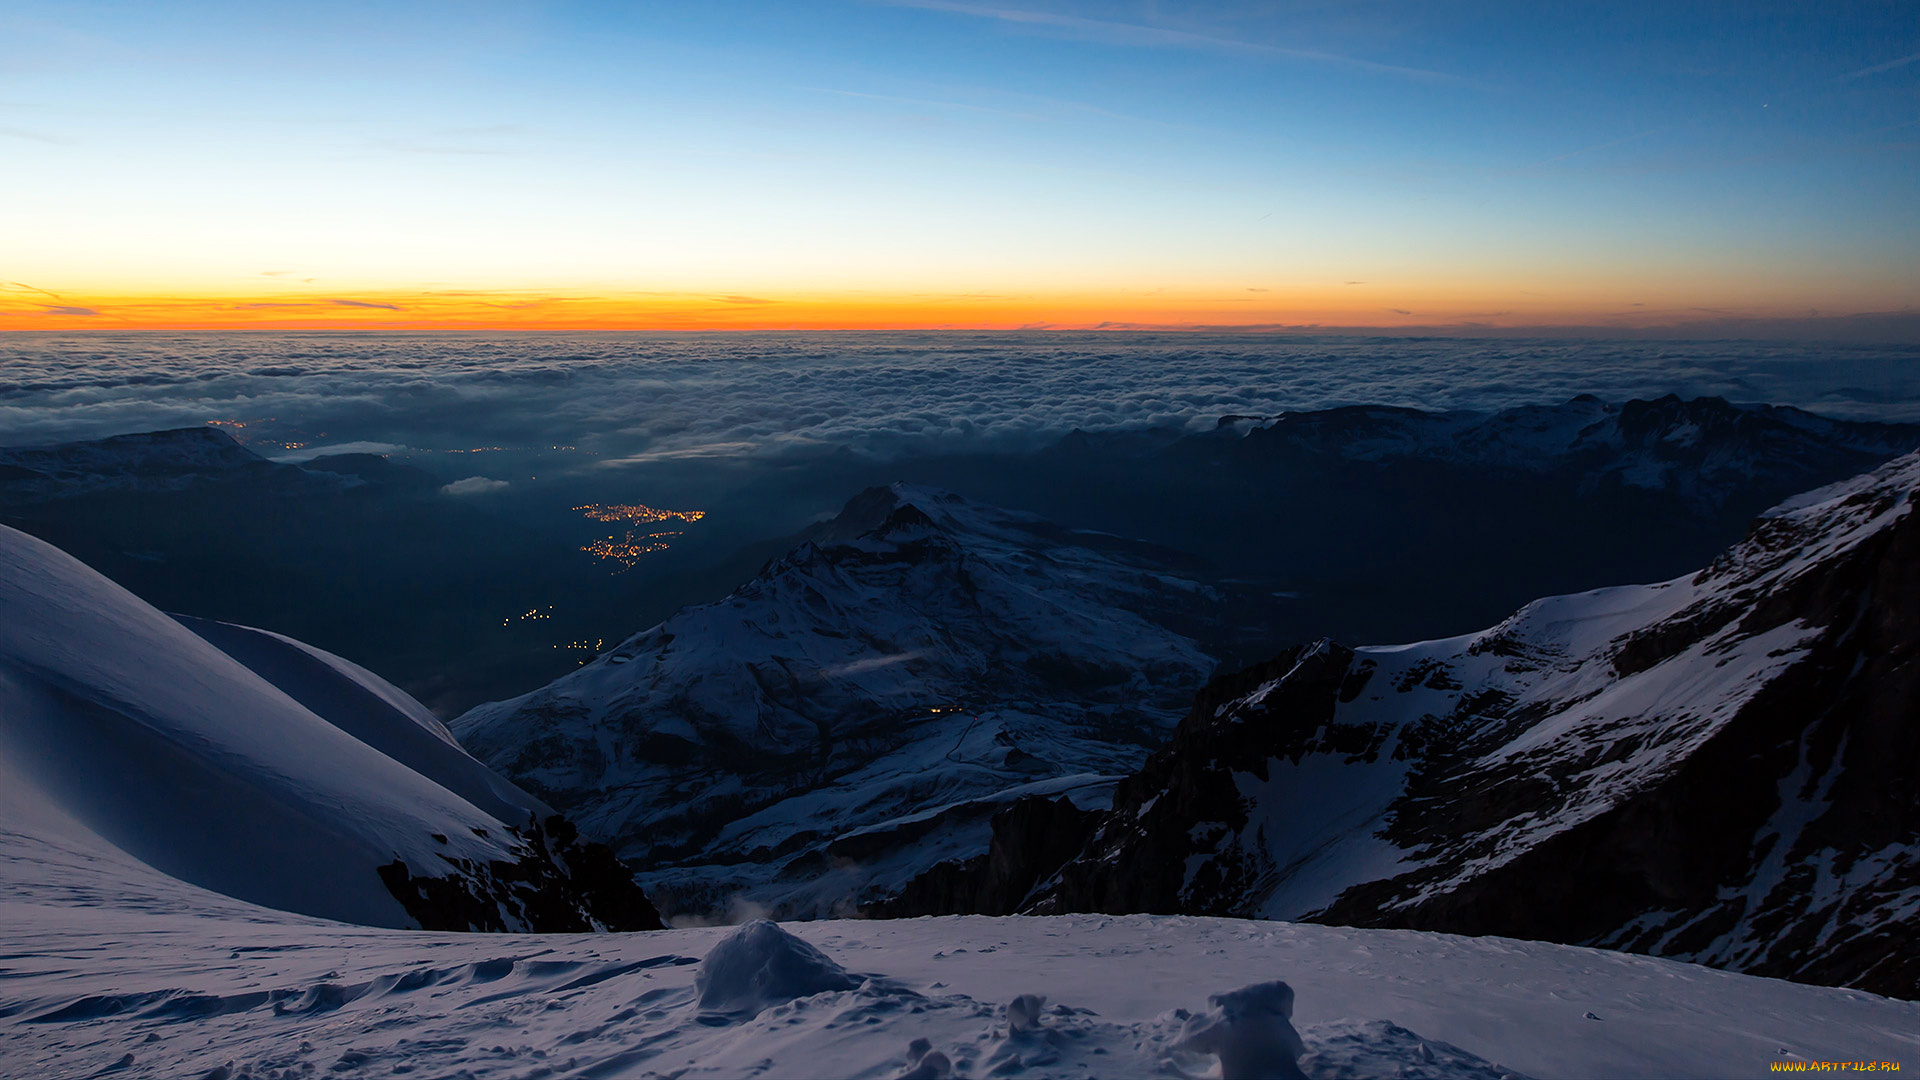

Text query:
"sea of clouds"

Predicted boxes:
[[3, 332, 1917, 463]]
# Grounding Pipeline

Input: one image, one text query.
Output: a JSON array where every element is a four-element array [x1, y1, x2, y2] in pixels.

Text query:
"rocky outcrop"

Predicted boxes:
[[996, 452, 1920, 999], [864, 794, 1100, 918], [379, 814, 662, 933]]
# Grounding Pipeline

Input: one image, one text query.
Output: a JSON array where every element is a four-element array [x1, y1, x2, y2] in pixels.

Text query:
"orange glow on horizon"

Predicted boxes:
[[0, 285, 1897, 333]]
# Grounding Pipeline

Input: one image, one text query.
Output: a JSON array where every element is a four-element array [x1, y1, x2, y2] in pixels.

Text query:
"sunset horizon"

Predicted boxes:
[[7, 288, 1918, 336], [8, 3, 1916, 337]]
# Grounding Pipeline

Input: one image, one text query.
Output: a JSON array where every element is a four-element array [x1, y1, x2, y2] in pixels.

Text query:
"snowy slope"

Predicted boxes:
[[0, 523, 657, 932], [3, 896, 1916, 1079], [1014, 450, 1920, 998], [8, 683, 1912, 1080], [175, 615, 545, 825], [455, 484, 1220, 918]]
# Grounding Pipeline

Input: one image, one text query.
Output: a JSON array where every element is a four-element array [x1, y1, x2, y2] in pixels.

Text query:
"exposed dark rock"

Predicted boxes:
[[379, 814, 663, 933], [865, 794, 1099, 917], [1000, 453, 1920, 1000]]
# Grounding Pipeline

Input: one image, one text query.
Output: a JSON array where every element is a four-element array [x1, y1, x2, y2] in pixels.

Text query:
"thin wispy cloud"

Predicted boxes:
[[328, 299, 402, 310], [374, 124, 527, 157], [809, 86, 1042, 121], [1535, 126, 1668, 166], [1835, 51, 1920, 82], [39, 305, 98, 316], [885, 0, 1472, 85], [0, 125, 69, 145]]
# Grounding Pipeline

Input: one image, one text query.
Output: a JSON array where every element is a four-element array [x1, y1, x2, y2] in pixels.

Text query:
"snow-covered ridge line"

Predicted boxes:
[[935, 450, 1920, 999]]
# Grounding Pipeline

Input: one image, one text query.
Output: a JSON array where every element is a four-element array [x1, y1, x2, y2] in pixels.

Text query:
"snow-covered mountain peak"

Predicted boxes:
[[456, 484, 1222, 918], [1009, 449, 1920, 998]]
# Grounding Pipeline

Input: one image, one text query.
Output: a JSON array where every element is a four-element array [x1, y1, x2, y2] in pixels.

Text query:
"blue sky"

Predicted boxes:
[[2, 1, 1916, 329]]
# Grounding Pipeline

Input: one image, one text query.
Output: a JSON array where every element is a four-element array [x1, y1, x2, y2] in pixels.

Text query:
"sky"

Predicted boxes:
[[2, 1, 1917, 332]]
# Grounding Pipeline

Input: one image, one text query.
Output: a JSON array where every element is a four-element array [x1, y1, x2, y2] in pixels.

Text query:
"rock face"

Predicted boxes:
[[454, 484, 1224, 919], [864, 794, 1100, 918], [378, 814, 661, 933], [993, 452, 1920, 999]]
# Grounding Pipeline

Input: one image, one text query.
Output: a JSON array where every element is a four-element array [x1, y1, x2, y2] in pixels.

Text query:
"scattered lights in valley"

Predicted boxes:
[[575, 502, 705, 571], [498, 606, 601, 664], [556, 637, 606, 665], [501, 605, 555, 627]]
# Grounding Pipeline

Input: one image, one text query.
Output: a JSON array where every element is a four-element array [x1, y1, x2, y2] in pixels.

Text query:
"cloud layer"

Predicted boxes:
[[441, 476, 510, 496], [2, 333, 1916, 462]]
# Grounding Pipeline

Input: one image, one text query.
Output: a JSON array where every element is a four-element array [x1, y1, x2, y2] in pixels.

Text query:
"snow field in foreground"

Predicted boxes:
[[3, 905, 1916, 1079]]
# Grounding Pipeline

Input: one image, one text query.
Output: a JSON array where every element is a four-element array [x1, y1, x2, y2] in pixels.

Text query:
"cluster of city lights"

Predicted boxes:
[[573, 502, 706, 524], [575, 502, 706, 572], [581, 531, 682, 571]]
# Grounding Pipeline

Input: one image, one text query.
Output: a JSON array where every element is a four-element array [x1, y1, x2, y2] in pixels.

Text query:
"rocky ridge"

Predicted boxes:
[[886, 452, 1920, 998]]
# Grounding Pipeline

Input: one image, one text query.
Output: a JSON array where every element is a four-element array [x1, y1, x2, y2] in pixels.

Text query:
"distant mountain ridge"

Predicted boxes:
[[0, 427, 336, 501], [454, 483, 1225, 918], [908, 449, 1920, 998], [996, 393, 1920, 648], [1191, 394, 1919, 508]]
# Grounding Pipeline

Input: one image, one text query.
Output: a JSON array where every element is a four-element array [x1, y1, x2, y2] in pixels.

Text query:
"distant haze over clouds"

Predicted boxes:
[[1, 333, 1916, 463]]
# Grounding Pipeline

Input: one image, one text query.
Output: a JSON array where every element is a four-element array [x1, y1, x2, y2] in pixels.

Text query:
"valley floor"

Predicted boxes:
[[3, 896, 1916, 1079]]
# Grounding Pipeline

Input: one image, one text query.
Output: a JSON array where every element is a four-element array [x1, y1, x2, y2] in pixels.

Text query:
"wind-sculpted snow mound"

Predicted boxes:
[[694, 919, 860, 1017], [0, 522, 659, 931]]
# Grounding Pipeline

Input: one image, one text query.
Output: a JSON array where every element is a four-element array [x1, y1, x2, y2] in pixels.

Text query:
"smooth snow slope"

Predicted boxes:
[[0, 522, 549, 927], [175, 614, 549, 825]]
